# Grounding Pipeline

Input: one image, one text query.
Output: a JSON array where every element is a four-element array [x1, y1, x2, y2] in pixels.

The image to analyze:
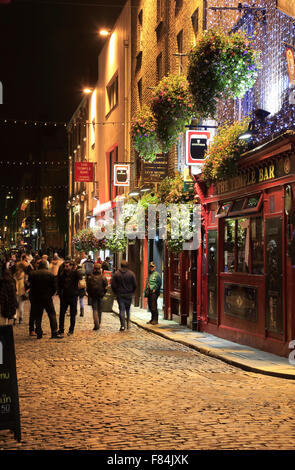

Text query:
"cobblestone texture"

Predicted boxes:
[[1, 299, 295, 450]]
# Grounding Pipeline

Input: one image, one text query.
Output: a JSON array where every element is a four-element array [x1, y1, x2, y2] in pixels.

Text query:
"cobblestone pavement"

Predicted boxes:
[[1, 298, 295, 451]]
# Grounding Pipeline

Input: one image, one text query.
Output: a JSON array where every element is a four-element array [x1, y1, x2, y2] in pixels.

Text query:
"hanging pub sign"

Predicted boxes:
[[277, 0, 295, 18], [185, 130, 211, 167], [114, 164, 130, 187], [285, 46, 295, 86], [0, 325, 21, 442], [74, 162, 94, 182]]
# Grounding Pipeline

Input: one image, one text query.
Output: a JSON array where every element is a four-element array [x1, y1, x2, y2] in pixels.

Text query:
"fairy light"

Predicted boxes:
[[208, 0, 295, 148]]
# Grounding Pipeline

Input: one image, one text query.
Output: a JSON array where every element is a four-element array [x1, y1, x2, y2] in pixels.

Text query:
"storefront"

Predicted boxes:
[[200, 132, 295, 357]]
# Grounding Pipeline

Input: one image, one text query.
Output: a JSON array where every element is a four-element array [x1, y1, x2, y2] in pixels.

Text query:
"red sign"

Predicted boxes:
[[185, 130, 211, 166], [114, 164, 130, 186], [286, 46, 295, 86], [74, 162, 93, 182], [103, 270, 112, 285]]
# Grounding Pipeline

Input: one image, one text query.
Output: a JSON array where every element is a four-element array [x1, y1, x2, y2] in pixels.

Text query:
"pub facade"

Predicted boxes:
[[199, 132, 295, 357]]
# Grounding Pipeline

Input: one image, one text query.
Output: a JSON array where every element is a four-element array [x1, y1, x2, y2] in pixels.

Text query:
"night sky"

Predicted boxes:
[[0, 0, 126, 204]]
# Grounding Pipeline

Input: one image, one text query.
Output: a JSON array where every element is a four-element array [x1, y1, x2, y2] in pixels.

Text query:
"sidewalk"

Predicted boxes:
[[113, 302, 295, 380]]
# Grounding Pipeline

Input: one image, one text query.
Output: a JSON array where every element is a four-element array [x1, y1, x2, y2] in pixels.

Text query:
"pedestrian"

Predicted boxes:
[[0, 264, 18, 326], [82, 255, 94, 280], [27, 260, 63, 339], [86, 263, 108, 330], [57, 261, 82, 336], [76, 261, 86, 317], [144, 261, 162, 325], [13, 264, 27, 325], [7, 254, 17, 275], [41, 254, 50, 269], [49, 252, 64, 291], [111, 260, 137, 331], [102, 256, 111, 271]]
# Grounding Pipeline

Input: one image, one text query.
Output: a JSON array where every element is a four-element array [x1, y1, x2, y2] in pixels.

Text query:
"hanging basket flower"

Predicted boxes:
[[131, 105, 162, 162], [105, 228, 128, 253], [157, 173, 196, 205], [72, 228, 107, 253], [151, 74, 195, 153], [201, 119, 249, 184], [187, 29, 261, 119]]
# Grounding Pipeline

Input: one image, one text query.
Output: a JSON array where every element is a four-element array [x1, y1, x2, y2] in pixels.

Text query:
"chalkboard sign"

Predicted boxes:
[[0, 325, 21, 442]]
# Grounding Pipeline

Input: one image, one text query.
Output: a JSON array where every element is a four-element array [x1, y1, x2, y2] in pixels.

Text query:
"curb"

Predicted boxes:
[[112, 307, 295, 381]]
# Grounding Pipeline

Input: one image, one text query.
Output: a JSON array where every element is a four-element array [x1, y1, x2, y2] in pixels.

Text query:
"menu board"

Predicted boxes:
[[0, 325, 21, 442]]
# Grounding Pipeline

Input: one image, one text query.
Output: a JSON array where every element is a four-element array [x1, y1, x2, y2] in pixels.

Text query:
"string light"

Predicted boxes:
[[0, 160, 67, 166], [208, 1, 295, 146]]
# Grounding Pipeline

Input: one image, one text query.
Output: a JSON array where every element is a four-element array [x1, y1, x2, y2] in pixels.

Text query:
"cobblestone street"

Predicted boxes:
[[1, 299, 295, 451]]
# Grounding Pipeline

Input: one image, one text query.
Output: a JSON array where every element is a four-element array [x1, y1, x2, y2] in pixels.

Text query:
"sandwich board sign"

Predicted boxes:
[[0, 325, 21, 442]]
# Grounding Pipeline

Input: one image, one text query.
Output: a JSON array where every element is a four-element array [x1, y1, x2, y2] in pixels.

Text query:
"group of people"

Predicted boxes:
[[0, 249, 162, 337]]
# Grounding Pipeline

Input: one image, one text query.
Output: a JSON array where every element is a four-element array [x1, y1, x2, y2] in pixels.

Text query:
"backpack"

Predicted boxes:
[[84, 261, 94, 275], [87, 274, 107, 298]]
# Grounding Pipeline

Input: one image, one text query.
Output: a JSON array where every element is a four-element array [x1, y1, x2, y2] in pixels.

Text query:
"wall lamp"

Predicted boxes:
[[99, 29, 111, 37], [239, 108, 270, 140], [83, 87, 93, 94]]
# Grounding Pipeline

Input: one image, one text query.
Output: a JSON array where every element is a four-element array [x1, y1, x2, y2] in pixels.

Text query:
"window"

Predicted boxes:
[[177, 30, 183, 74], [156, 53, 163, 82], [191, 8, 199, 37], [157, 0, 164, 23], [137, 10, 143, 52], [224, 216, 264, 274], [43, 196, 55, 218], [175, 0, 183, 16], [106, 74, 118, 116], [137, 78, 142, 108]]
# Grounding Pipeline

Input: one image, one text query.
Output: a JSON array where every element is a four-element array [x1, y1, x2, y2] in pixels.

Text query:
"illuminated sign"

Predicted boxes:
[[185, 130, 211, 166], [74, 162, 94, 182], [114, 164, 130, 187]]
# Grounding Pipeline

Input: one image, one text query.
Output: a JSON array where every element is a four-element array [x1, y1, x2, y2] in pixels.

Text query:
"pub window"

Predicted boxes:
[[223, 216, 264, 274], [177, 30, 183, 74]]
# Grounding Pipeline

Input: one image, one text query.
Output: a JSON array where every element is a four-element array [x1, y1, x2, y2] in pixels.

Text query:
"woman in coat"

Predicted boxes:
[[0, 264, 18, 325], [13, 264, 26, 324]]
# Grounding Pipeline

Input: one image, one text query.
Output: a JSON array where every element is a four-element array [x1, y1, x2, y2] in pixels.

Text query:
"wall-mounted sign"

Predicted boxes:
[[74, 162, 94, 182], [277, 0, 295, 18], [285, 46, 295, 85], [0, 326, 21, 442], [114, 164, 130, 187], [185, 130, 211, 166], [143, 155, 168, 184]]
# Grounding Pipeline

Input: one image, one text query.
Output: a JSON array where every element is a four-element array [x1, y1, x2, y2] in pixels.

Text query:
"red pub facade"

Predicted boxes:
[[197, 132, 295, 357]]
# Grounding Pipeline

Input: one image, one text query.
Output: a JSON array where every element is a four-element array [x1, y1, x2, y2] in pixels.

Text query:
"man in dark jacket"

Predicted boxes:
[[28, 261, 62, 339], [57, 261, 82, 336], [87, 264, 108, 330], [111, 260, 137, 331]]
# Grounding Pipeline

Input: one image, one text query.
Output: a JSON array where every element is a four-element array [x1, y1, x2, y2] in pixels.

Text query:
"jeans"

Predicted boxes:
[[59, 296, 78, 333], [30, 297, 58, 337], [117, 296, 132, 329], [92, 296, 103, 328], [15, 295, 24, 320], [79, 296, 84, 309], [148, 291, 159, 322]]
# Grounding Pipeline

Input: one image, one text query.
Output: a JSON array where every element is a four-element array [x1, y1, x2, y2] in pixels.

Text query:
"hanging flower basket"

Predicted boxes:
[[187, 29, 261, 119], [72, 228, 107, 253], [131, 105, 162, 162], [151, 74, 195, 153], [105, 228, 128, 253], [201, 119, 249, 184], [157, 173, 196, 205]]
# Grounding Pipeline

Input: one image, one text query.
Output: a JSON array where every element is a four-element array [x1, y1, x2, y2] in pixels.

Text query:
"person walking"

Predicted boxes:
[[82, 255, 94, 280], [144, 261, 162, 325], [57, 261, 82, 336], [111, 260, 137, 331], [28, 261, 62, 339], [50, 252, 63, 291], [86, 263, 108, 330], [76, 262, 87, 317], [0, 264, 18, 326], [13, 264, 26, 325]]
